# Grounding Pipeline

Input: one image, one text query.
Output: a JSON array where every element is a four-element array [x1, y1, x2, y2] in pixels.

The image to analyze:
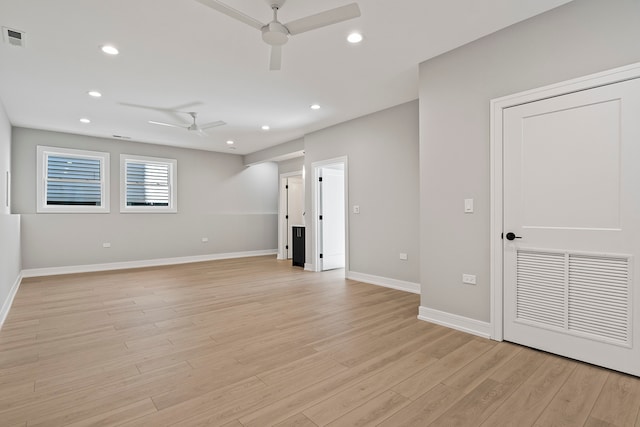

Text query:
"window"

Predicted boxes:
[[120, 154, 177, 213], [37, 146, 110, 213]]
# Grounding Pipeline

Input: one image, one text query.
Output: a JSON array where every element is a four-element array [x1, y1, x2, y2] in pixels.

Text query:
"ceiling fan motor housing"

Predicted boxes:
[[262, 22, 289, 45], [267, 0, 286, 8]]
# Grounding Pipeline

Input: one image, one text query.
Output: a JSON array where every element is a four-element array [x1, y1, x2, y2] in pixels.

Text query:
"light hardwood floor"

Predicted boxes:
[[1, 255, 639, 426]]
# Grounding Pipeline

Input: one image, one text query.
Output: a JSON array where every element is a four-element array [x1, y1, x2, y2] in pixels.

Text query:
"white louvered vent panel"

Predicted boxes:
[[568, 255, 630, 345], [516, 251, 565, 328]]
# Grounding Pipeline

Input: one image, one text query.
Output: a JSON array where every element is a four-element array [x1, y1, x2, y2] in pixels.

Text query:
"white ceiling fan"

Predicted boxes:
[[194, 0, 361, 70], [149, 112, 226, 136]]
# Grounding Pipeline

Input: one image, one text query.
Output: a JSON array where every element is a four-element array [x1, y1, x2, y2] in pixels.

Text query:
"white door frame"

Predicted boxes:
[[312, 156, 349, 273], [490, 61, 640, 341], [278, 170, 303, 260]]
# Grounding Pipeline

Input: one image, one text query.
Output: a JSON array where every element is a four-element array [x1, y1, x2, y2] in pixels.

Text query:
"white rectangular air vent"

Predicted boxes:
[[3, 27, 25, 47], [516, 248, 631, 347]]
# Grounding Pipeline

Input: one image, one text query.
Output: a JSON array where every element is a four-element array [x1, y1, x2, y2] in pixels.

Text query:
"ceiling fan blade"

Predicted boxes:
[[121, 102, 169, 112], [285, 3, 361, 35], [194, 0, 264, 30], [148, 120, 185, 129], [270, 45, 282, 71], [121, 101, 203, 122], [201, 120, 227, 129], [121, 101, 203, 113]]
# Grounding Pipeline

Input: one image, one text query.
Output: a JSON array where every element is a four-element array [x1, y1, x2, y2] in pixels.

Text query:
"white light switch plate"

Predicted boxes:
[[464, 198, 474, 213]]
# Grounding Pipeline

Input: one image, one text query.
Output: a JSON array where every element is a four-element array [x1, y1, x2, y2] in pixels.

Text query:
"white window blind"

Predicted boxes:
[[46, 155, 102, 206], [120, 155, 177, 213], [37, 146, 110, 213]]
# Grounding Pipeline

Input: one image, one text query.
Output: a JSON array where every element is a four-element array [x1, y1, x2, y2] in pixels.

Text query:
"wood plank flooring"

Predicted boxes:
[[0, 255, 639, 426]]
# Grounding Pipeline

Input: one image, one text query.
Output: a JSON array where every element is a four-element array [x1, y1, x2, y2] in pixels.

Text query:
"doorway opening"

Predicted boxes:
[[277, 172, 304, 260], [312, 157, 348, 272]]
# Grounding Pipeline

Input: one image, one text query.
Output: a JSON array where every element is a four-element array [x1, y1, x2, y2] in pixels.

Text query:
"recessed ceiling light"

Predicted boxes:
[[310, 104, 321, 110], [80, 118, 91, 124], [88, 91, 102, 98], [347, 32, 363, 44], [226, 140, 234, 145], [101, 45, 119, 55], [261, 125, 270, 131]]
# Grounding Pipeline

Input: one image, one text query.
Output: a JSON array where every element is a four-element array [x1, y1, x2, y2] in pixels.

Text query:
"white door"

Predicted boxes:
[[320, 166, 345, 271], [286, 176, 304, 259], [503, 78, 640, 376]]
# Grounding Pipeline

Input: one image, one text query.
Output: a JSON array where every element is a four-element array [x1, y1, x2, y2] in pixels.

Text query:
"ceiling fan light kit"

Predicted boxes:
[[194, 0, 361, 70], [262, 22, 288, 46]]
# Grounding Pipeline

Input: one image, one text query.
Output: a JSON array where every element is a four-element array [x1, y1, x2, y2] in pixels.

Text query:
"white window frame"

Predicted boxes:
[[36, 145, 110, 213], [120, 154, 177, 213]]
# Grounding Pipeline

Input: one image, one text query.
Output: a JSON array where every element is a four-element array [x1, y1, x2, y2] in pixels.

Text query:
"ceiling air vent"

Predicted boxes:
[[3, 27, 25, 47]]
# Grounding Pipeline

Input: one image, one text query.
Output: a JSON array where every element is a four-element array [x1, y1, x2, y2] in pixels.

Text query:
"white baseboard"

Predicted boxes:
[[304, 263, 314, 272], [347, 271, 420, 294], [0, 273, 22, 330], [21, 249, 277, 278], [418, 306, 492, 339]]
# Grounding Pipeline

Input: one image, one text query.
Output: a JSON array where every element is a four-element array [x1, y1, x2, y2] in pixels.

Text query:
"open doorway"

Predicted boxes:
[[313, 158, 348, 272], [278, 172, 304, 260]]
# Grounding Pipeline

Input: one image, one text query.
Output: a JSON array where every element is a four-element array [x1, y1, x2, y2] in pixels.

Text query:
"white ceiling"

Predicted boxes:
[[0, 0, 573, 155]]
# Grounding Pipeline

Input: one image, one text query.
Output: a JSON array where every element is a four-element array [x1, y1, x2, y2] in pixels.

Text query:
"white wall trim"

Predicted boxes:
[[0, 273, 22, 330], [418, 306, 492, 339], [304, 263, 313, 272], [347, 271, 420, 294], [21, 249, 277, 278], [490, 61, 640, 342]]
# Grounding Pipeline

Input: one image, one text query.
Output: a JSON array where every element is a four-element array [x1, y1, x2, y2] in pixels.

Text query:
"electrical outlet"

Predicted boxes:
[[462, 274, 476, 285], [201, 237, 209, 243], [102, 242, 111, 248], [353, 205, 360, 214], [399, 253, 408, 260]]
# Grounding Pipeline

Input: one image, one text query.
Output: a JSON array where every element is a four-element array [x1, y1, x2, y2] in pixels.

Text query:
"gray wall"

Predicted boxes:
[[305, 100, 419, 283], [12, 128, 278, 269], [0, 99, 21, 318], [244, 138, 305, 166], [278, 157, 304, 175], [419, 0, 640, 321]]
